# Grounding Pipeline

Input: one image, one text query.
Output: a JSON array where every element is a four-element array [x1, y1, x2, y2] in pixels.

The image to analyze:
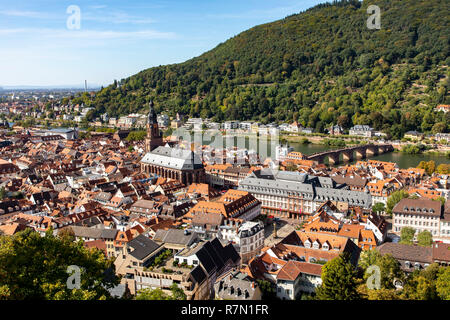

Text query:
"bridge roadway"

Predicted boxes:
[[305, 144, 394, 165]]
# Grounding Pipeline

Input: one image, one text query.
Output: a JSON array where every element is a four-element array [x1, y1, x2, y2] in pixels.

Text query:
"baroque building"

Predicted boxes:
[[238, 169, 372, 220]]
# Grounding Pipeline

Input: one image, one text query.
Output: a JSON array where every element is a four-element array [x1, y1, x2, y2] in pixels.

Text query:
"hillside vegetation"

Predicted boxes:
[[74, 0, 449, 139]]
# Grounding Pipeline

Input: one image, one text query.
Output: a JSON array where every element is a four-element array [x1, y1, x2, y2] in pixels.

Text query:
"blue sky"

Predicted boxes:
[[0, 0, 325, 87]]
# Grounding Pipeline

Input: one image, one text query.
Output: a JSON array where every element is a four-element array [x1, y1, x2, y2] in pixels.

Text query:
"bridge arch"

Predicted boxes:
[[306, 144, 393, 165]]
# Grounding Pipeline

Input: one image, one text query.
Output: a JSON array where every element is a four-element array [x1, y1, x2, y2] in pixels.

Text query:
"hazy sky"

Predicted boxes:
[[0, 0, 324, 87]]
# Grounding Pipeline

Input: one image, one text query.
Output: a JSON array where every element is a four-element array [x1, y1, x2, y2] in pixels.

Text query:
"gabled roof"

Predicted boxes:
[[337, 224, 364, 239], [128, 234, 161, 260], [141, 146, 203, 170], [277, 261, 322, 281], [393, 198, 442, 217], [432, 243, 450, 262], [190, 265, 207, 284], [378, 242, 432, 264], [153, 228, 197, 246]]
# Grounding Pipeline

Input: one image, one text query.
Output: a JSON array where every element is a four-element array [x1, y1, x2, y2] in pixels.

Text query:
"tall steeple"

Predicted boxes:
[[147, 100, 157, 124], [145, 100, 163, 153]]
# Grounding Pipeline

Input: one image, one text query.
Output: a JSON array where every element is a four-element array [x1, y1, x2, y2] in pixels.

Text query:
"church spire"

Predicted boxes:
[[148, 100, 157, 124], [145, 100, 163, 153]]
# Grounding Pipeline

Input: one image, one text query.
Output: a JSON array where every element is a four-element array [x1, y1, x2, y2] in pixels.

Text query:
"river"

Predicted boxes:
[[288, 142, 449, 169], [201, 135, 449, 169]]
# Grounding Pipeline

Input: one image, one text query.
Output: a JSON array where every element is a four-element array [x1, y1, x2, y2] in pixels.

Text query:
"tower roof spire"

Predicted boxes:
[[148, 100, 157, 124]]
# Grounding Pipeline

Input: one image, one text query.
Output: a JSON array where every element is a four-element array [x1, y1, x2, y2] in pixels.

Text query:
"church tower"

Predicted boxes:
[[145, 100, 163, 153]]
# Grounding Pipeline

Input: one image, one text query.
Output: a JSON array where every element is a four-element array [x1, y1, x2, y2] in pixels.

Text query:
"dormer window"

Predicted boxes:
[[304, 240, 311, 248], [313, 240, 320, 249]]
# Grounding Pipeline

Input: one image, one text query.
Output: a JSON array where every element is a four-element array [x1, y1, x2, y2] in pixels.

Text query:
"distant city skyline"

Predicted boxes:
[[0, 0, 324, 88]]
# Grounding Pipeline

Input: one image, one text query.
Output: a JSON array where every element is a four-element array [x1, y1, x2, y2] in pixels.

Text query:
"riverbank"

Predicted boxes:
[[424, 150, 450, 157]]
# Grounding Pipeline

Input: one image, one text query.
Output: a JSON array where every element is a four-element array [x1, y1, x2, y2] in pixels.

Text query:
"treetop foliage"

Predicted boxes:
[[0, 229, 119, 300], [80, 0, 448, 139]]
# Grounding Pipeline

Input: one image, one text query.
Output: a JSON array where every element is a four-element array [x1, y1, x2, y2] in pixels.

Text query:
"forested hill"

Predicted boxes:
[[79, 0, 449, 139]]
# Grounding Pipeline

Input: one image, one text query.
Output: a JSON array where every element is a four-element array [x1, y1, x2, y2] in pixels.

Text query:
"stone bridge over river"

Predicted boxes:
[[305, 144, 394, 165]]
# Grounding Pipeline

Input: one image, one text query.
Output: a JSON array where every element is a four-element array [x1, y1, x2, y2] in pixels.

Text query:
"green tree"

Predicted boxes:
[[362, 287, 400, 300], [0, 229, 119, 300], [386, 190, 410, 216], [135, 284, 186, 300], [417, 230, 433, 247], [170, 283, 187, 300], [436, 267, 450, 300], [361, 252, 405, 291], [400, 227, 416, 245], [358, 249, 382, 271], [163, 127, 174, 137], [126, 130, 147, 142], [400, 264, 442, 300], [299, 137, 310, 145], [417, 160, 436, 175], [256, 279, 276, 300], [402, 144, 426, 155], [436, 164, 450, 175], [0, 187, 6, 200], [431, 122, 446, 134], [285, 163, 298, 171], [433, 196, 446, 206], [78, 131, 91, 140], [78, 0, 449, 138], [372, 202, 385, 214], [316, 254, 361, 300], [135, 288, 169, 300]]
